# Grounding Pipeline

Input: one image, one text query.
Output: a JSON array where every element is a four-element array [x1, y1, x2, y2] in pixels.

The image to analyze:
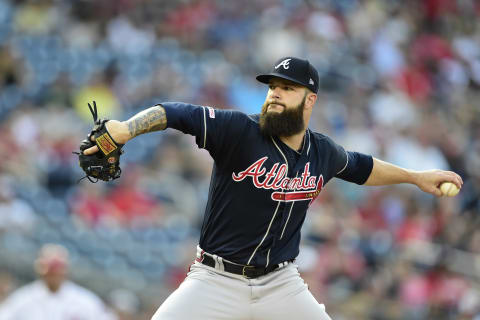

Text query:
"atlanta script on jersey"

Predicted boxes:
[[162, 102, 373, 267], [232, 157, 324, 204]]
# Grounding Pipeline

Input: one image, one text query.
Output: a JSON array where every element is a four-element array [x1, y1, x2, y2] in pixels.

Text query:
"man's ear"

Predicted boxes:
[[305, 92, 317, 109]]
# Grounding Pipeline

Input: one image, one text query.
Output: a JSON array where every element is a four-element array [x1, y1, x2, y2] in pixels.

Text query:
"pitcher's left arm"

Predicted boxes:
[[364, 158, 463, 197]]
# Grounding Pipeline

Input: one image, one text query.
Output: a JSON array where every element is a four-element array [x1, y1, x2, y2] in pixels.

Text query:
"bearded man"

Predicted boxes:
[[82, 57, 462, 320]]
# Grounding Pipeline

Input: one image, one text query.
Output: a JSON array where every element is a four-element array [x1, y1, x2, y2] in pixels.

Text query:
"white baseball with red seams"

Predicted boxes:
[[440, 182, 460, 196]]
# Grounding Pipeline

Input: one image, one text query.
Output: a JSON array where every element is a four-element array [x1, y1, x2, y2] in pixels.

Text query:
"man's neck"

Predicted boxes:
[[279, 130, 306, 152]]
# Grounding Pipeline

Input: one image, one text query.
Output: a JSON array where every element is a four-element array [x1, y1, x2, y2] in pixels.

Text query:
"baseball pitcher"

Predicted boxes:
[[79, 57, 463, 320]]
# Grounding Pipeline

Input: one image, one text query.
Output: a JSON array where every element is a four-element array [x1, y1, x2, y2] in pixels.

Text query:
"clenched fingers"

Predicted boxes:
[[83, 134, 98, 155], [440, 171, 463, 190], [83, 145, 99, 155]]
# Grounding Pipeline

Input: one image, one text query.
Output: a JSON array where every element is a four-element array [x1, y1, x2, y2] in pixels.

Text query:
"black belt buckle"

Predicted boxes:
[[242, 265, 257, 279]]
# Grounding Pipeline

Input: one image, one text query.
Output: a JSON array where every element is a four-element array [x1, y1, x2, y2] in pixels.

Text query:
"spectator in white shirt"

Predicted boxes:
[[0, 244, 116, 320]]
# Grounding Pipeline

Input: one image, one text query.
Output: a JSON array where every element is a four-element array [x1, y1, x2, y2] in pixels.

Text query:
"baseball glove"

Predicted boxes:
[[76, 101, 124, 182]]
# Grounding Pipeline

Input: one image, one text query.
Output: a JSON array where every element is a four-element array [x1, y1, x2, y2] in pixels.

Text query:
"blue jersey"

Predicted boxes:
[[162, 102, 373, 267]]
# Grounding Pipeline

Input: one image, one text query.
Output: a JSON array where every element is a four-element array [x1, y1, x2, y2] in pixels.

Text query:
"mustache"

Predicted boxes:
[[266, 101, 286, 107]]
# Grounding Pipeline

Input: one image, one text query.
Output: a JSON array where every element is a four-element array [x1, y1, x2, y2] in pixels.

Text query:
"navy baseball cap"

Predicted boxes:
[[256, 57, 319, 93]]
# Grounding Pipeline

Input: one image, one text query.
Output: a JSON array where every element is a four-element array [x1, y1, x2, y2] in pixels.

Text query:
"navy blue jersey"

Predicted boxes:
[[162, 102, 373, 267]]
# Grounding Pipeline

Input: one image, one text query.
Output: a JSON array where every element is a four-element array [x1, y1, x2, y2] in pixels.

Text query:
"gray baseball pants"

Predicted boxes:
[[151, 250, 332, 320]]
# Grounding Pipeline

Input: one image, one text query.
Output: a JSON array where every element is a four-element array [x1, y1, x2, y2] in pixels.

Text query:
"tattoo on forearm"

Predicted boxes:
[[127, 105, 167, 137]]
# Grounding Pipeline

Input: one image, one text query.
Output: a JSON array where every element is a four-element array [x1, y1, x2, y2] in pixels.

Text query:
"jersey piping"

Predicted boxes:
[[202, 107, 207, 148], [336, 149, 349, 175], [279, 172, 298, 240], [246, 136, 289, 266], [246, 201, 281, 266], [306, 131, 311, 155]]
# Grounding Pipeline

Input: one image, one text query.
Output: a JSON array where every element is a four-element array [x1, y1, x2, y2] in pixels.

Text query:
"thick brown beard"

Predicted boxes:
[[259, 94, 306, 137]]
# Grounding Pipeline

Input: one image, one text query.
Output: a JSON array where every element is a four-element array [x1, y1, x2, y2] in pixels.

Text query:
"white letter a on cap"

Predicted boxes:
[[275, 58, 292, 70]]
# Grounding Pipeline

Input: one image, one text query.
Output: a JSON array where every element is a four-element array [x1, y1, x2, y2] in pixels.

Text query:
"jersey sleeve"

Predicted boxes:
[[335, 151, 374, 184], [325, 136, 373, 185], [161, 102, 248, 161]]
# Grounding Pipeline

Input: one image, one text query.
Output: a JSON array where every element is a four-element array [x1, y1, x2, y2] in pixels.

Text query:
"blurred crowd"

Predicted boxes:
[[0, 0, 479, 319]]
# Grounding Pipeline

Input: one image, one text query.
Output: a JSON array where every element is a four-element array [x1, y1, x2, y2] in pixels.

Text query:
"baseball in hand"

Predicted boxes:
[[439, 182, 460, 197]]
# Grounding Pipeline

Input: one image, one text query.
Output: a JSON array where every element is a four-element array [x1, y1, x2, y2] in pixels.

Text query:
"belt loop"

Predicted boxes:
[[215, 256, 224, 271], [196, 246, 205, 263]]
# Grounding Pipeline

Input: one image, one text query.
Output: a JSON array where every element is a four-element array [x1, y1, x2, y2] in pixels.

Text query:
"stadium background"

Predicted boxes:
[[0, 0, 479, 319]]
